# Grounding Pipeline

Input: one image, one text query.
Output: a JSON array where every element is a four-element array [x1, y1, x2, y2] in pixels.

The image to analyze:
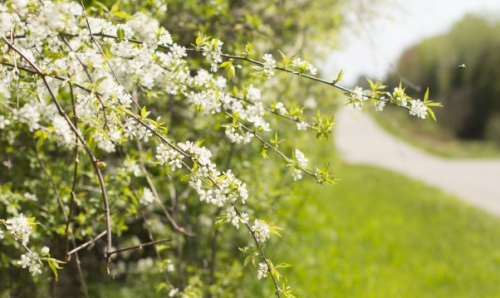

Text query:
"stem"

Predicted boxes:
[[67, 231, 107, 256], [106, 239, 172, 256]]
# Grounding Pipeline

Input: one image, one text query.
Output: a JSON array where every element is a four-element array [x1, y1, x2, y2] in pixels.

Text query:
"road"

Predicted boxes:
[[334, 108, 500, 216]]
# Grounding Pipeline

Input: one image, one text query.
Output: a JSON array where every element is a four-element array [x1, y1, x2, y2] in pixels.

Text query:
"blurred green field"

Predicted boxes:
[[267, 164, 500, 297]]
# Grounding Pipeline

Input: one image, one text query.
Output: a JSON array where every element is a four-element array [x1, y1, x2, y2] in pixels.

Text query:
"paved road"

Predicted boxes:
[[334, 108, 500, 216]]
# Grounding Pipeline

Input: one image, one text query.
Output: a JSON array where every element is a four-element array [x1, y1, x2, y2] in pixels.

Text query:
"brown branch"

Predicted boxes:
[[67, 231, 107, 256], [106, 238, 172, 256], [70, 237, 89, 298]]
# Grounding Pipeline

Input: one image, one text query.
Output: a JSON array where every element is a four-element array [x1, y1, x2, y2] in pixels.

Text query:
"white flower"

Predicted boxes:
[[393, 86, 405, 97], [263, 54, 276, 69], [18, 254, 31, 268], [296, 122, 308, 131], [41, 247, 50, 255], [397, 97, 407, 107], [262, 54, 276, 77], [123, 159, 142, 177], [140, 188, 155, 205], [292, 169, 302, 181], [0, 115, 10, 129], [6, 213, 33, 245], [246, 85, 261, 101], [201, 38, 223, 66], [348, 87, 369, 110], [252, 219, 271, 243], [169, 288, 179, 297], [0, 228, 3, 240], [274, 102, 287, 115], [29, 262, 42, 276], [374, 100, 386, 112], [226, 206, 240, 228], [409, 99, 428, 119], [18, 251, 42, 275], [23, 193, 38, 201], [198, 189, 213, 203], [294, 149, 308, 168], [257, 262, 269, 279], [239, 212, 249, 224], [165, 259, 175, 272]]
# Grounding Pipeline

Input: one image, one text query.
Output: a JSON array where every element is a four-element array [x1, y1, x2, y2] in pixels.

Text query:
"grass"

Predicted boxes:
[[370, 107, 500, 158], [266, 164, 500, 297]]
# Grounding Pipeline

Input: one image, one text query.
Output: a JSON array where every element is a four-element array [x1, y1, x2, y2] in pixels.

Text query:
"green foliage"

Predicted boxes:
[[388, 13, 500, 140]]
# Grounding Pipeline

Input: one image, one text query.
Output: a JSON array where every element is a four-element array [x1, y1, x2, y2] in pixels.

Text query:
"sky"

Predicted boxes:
[[323, 0, 500, 86]]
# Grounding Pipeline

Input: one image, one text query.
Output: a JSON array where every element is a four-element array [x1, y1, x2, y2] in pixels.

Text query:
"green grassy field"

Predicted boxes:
[[267, 164, 500, 297], [370, 107, 500, 158]]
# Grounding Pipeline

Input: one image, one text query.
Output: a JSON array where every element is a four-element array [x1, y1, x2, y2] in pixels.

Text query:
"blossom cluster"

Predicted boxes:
[[18, 252, 42, 276], [5, 214, 33, 245], [346, 85, 430, 119]]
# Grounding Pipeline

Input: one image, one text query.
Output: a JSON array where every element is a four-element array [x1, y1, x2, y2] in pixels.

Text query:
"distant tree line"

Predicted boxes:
[[387, 14, 500, 142]]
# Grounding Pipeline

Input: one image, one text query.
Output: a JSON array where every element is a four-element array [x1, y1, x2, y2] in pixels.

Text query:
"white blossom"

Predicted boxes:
[[0, 115, 10, 129], [296, 122, 308, 131], [6, 213, 33, 245], [246, 85, 261, 101], [292, 169, 303, 181], [292, 58, 317, 75], [140, 188, 155, 205], [257, 262, 269, 279], [165, 259, 175, 272], [409, 99, 428, 119], [252, 219, 271, 243], [294, 149, 308, 168], [374, 100, 386, 112], [226, 206, 240, 228], [274, 102, 287, 115], [262, 54, 276, 77], [23, 193, 38, 201], [169, 288, 179, 297], [18, 251, 42, 276]]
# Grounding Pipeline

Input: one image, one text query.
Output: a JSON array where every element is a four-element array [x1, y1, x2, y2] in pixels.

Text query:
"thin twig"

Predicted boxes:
[[67, 231, 107, 256], [136, 136, 194, 236], [106, 238, 172, 256], [64, 80, 80, 258], [71, 237, 89, 298]]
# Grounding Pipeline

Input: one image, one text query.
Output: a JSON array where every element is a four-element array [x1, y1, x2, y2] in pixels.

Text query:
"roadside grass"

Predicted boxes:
[[370, 107, 500, 158], [266, 163, 500, 297]]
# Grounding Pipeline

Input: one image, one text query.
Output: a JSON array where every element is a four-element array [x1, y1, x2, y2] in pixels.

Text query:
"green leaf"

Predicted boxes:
[[117, 27, 124, 40], [141, 106, 147, 118], [44, 258, 65, 281], [113, 11, 130, 19], [243, 254, 255, 267], [367, 78, 376, 90], [427, 107, 437, 121], [110, 0, 121, 13], [333, 70, 343, 84], [424, 87, 430, 102], [214, 216, 227, 232], [278, 50, 289, 65], [156, 282, 167, 292]]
